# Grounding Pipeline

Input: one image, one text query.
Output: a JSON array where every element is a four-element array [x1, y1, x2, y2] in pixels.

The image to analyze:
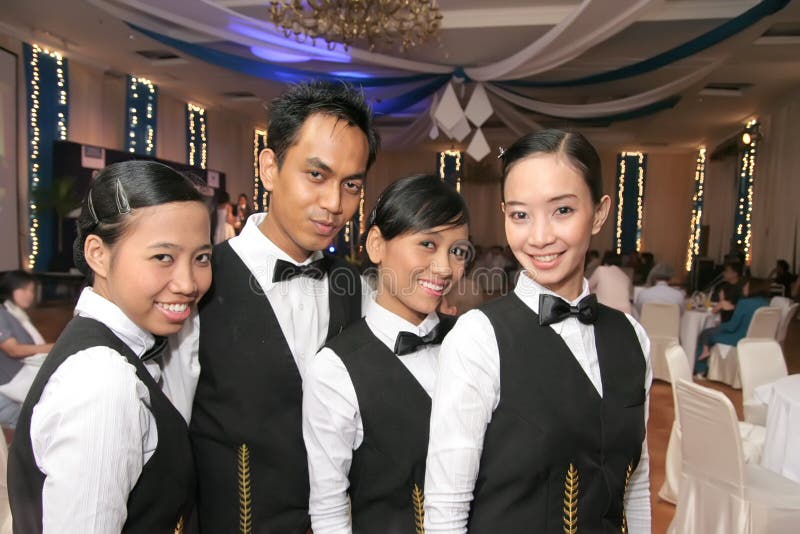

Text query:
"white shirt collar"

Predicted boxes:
[[74, 287, 155, 358], [513, 274, 590, 334], [364, 296, 440, 352], [229, 212, 324, 292]]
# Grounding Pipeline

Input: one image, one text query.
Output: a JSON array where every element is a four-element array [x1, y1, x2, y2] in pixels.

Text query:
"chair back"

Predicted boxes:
[[770, 296, 792, 309], [0, 435, 11, 534], [665, 344, 691, 424], [777, 303, 799, 344], [675, 380, 745, 493], [639, 302, 680, 338], [746, 306, 782, 338], [737, 339, 788, 404]]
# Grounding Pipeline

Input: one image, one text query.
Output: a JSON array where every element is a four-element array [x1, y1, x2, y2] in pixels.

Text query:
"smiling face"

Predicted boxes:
[[259, 113, 370, 262], [367, 223, 470, 324], [85, 201, 213, 336], [503, 153, 610, 301]]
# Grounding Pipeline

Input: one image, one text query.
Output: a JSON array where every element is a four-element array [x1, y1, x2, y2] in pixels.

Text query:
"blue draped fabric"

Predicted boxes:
[[125, 76, 158, 156], [502, 0, 789, 88], [615, 153, 647, 255], [24, 43, 69, 271]]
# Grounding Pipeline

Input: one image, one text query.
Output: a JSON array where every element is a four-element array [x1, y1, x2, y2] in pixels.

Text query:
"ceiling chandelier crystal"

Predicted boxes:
[[267, 0, 443, 52]]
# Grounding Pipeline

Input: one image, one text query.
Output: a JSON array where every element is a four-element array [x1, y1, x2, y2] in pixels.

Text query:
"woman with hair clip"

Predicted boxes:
[[8, 160, 212, 533], [425, 130, 652, 533], [303, 174, 471, 534]]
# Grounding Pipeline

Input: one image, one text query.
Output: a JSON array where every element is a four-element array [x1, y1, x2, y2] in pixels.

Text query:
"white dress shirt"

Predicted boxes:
[[211, 212, 372, 379], [424, 274, 652, 534], [304, 298, 441, 534], [30, 287, 198, 533], [635, 280, 685, 315]]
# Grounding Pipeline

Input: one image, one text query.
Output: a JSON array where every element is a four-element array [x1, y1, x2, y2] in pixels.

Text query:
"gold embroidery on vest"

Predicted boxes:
[[238, 443, 253, 534], [621, 462, 634, 534], [563, 463, 579, 534], [174, 515, 184, 534], [412, 483, 425, 534]]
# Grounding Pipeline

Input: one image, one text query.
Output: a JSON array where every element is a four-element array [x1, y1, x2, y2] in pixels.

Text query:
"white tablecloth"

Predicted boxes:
[[755, 374, 800, 483], [679, 309, 716, 370]]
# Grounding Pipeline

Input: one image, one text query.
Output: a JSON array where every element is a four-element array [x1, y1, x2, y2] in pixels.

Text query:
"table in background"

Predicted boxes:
[[754, 374, 800, 484]]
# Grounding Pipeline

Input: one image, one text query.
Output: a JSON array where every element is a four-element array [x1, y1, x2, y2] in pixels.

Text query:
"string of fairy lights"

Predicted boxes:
[[126, 76, 157, 155], [186, 103, 207, 169], [253, 129, 269, 211], [27, 44, 68, 269], [438, 149, 462, 192], [735, 119, 759, 263], [685, 147, 707, 272], [615, 151, 646, 255]]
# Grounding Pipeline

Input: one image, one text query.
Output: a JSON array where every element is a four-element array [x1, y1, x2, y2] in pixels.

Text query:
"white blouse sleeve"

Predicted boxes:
[[424, 310, 501, 534], [303, 347, 361, 534], [30, 348, 155, 534], [622, 314, 653, 534], [162, 310, 201, 423]]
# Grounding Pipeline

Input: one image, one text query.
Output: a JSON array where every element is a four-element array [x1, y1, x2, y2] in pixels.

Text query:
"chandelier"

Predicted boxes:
[[267, 0, 443, 52]]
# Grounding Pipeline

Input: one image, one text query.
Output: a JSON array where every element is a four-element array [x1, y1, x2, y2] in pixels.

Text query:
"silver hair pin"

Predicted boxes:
[[497, 146, 506, 159], [114, 180, 131, 215], [87, 189, 99, 224]]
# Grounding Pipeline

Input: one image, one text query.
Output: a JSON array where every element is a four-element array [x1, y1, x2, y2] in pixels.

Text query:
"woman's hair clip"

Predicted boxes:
[[86, 179, 132, 225], [87, 189, 99, 225], [497, 146, 506, 159]]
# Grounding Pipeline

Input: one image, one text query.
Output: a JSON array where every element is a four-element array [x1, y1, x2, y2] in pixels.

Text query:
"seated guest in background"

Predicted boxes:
[[589, 251, 633, 314], [768, 259, 796, 296], [694, 279, 771, 377], [233, 193, 252, 235], [584, 249, 601, 278], [634, 263, 684, 315], [711, 261, 746, 322], [0, 271, 54, 428], [212, 191, 236, 245], [639, 252, 655, 285]]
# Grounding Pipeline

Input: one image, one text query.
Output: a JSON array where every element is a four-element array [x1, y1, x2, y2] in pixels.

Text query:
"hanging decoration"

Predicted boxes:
[[24, 43, 69, 270], [734, 119, 759, 263], [253, 129, 269, 212], [685, 147, 707, 272], [615, 152, 647, 255], [186, 103, 207, 169], [125, 76, 157, 155]]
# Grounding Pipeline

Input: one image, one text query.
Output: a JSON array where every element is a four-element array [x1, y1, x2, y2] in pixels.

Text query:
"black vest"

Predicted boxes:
[[190, 241, 361, 534], [326, 317, 452, 534], [468, 294, 646, 534], [8, 317, 194, 534]]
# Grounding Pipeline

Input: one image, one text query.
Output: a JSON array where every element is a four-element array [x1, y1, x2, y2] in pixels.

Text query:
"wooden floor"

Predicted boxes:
[[25, 301, 800, 533]]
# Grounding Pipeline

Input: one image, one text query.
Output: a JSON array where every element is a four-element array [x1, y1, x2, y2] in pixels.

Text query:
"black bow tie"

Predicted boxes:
[[142, 336, 168, 362], [394, 319, 454, 356], [538, 293, 599, 327], [272, 257, 331, 283]]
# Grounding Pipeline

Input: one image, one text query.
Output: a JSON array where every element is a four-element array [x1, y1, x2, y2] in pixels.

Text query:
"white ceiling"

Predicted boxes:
[[2, 0, 800, 152]]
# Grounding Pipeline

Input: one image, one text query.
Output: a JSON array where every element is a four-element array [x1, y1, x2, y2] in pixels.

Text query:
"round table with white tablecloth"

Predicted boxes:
[[754, 374, 800, 483], [679, 308, 717, 370]]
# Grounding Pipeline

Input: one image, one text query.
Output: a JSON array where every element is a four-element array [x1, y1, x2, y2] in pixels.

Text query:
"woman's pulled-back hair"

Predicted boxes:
[[363, 174, 469, 246], [73, 160, 203, 282], [500, 129, 603, 204]]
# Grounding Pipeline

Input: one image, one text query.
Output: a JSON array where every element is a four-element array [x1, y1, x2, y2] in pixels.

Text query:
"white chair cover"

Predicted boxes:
[[738, 340, 788, 425], [640, 302, 680, 382], [669, 380, 800, 534], [707, 307, 783, 388], [776, 303, 798, 345], [660, 345, 764, 504], [0, 436, 11, 534]]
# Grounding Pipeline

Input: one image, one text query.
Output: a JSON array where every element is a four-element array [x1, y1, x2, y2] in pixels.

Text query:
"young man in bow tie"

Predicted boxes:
[[188, 81, 379, 534]]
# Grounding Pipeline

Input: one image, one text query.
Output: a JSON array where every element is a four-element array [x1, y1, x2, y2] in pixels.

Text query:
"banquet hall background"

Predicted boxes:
[[1, 0, 800, 532]]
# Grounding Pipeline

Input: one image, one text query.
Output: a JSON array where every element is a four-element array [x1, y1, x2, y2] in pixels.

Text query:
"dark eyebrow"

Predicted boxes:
[[305, 157, 334, 174], [548, 194, 578, 202], [504, 201, 527, 207], [148, 242, 181, 250]]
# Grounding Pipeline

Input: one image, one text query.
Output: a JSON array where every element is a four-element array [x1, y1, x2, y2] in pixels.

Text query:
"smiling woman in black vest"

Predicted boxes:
[[424, 130, 653, 533], [8, 160, 212, 533], [303, 174, 470, 534]]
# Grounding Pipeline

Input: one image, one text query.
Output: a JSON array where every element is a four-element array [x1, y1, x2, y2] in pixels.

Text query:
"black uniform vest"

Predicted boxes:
[[468, 293, 647, 534], [190, 241, 361, 534], [8, 316, 194, 534], [326, 316, 453, 534]]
